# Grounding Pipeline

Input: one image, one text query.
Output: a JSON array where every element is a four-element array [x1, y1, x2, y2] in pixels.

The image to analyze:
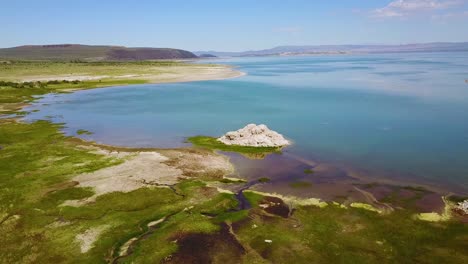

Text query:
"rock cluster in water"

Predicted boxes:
[[456, 200, 468, 215], [218, 124, 290, 147]]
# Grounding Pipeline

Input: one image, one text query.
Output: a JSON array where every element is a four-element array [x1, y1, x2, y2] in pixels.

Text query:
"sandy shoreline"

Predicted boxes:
[[19, 65, 245, 85], [0, 63, 244, 114], [144, 65, 246, 83]]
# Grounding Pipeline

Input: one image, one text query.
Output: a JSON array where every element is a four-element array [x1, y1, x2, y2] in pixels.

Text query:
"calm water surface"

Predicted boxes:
[[26, 53, 468, 192]]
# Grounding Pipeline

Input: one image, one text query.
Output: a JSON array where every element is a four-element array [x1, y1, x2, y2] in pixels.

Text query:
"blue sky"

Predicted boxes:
[[2, 0, 468, 51]]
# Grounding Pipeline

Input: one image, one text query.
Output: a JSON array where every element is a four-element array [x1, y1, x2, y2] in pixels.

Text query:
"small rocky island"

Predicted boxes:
[[218, 124, 290, 147], [456, 200, 468, 215]]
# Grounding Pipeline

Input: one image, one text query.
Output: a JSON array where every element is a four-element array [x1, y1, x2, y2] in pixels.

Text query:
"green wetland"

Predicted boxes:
[[1, 57, 468, 263]]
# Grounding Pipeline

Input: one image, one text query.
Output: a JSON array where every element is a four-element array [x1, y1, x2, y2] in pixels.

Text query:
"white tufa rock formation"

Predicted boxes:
[[456, 200, 468, 215], [218, 124, 290, 147]]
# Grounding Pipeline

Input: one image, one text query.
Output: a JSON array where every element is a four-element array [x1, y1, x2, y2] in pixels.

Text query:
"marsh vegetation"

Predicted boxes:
[[1, 120, 466, 263], [0, 60, 467, 263]]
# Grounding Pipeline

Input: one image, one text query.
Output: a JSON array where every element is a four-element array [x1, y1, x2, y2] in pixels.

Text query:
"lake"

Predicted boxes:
[[26, 52, 468, 193]]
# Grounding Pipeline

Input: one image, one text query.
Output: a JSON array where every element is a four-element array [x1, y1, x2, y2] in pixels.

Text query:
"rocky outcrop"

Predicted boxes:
[[456, 200, 468, 215], [218, 124, 290, 147]]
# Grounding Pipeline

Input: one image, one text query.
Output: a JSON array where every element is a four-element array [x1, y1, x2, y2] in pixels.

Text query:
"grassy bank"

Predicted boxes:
[[0, 119, 242, 263], [0, 60, 185, 81], [187, 136, 282, 159], [0, 79, 146, 115], [1, 118, 467, 263]]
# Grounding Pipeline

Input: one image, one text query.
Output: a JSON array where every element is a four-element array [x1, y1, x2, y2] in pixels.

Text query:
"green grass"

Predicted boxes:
[[243, 191, 265, 207], [304, 168, 315, 174], [0, 120, 120, 205], [214, 210, 249, 223], [0, 60, 185, 81], [0, 119, 244, 263], [1, 60, 467, 263], [0, 119, 121, 263], [219, 178, 247, 184], [1, 119, 467, 263], [234, 192, 468, 264], [0, 60, 221, 84], [187, 136, 281, 157], [114, 187, 241, 263]]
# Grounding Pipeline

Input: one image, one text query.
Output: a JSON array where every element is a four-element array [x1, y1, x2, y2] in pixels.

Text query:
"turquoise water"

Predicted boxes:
[[26, 53, 468, 191]]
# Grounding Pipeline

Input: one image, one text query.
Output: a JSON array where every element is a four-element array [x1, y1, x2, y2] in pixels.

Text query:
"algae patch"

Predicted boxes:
[[416, 196, 452, 222], [350, 202, 383, 214], [244, 190, 328, 208]]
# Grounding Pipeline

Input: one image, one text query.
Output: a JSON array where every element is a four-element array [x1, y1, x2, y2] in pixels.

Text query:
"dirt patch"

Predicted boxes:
[[163, 223, 245, 264], [43, 181, 79, 195], [76, 225, 109, 253], [65, 152, 181, 205], [63, 149, 233, 206], [0, 103, 28, 113], [258, 197, 291, 218], [161, 148, 234, 180]]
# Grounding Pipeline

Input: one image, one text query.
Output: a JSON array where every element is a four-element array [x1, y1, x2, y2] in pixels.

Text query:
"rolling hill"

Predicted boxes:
[[0, 44, 198, 61]]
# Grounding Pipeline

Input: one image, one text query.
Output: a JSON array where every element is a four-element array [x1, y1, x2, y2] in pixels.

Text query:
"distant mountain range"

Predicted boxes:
[[0, 44, 198, 61], [2, 43, 467, 61], [195, 42, 468, 57]]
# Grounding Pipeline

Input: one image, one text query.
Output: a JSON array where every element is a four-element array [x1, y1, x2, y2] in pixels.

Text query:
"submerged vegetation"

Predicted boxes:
[[76, 129, 93, 135], [289, 181, 313, 188], [258, 177, 271, 183]]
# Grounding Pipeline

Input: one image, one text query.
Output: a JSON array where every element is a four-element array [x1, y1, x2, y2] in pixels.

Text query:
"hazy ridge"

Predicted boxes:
[[195, 42, 468, 57]]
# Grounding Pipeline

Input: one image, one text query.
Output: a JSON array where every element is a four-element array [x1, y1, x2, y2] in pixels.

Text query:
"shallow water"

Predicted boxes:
[[26, 53, 468, 193]]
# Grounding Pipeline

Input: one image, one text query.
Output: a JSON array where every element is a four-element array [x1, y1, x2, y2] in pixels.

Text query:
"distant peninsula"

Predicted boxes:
[[194, 42, 468, 57]]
